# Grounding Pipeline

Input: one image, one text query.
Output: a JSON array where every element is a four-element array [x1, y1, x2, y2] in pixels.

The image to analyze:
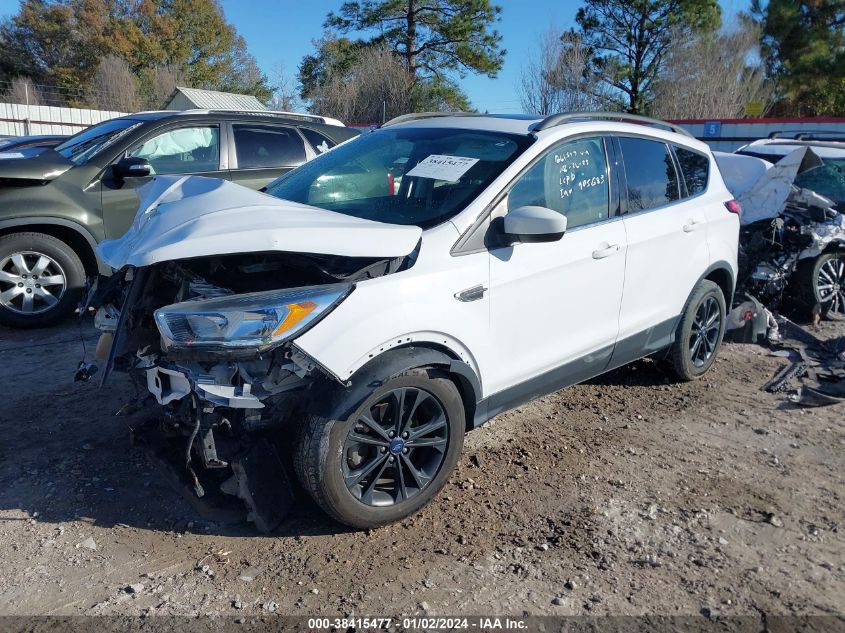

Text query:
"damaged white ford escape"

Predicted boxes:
[[88, 112, 740, 530]]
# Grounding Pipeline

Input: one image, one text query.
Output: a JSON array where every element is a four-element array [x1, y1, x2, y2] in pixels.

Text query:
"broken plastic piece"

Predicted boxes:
[[146, 367, 192, 405], [788, 386, 845, 407], [194, 382, 265, 409], [73, 361, 99, 382]]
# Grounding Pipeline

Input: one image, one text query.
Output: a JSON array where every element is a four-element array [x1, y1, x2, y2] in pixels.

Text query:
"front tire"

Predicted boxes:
[[0, 232, 86, 328], [294, 370, 465, 529], [669, 280, 726, 381], [794, 251, 845, 319]]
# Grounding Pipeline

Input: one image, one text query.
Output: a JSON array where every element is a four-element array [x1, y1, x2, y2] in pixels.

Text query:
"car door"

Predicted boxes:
[[614, 136, 710, 356], [228, 123, 310, 190], [486, 135, 627, 406], [100, 123, 229, 239]]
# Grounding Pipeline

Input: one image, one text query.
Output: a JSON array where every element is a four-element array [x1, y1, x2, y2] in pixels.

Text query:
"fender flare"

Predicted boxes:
[[0, 217, 110, 275], [697, 260, 736, 308], [312, 345, 482, 429]]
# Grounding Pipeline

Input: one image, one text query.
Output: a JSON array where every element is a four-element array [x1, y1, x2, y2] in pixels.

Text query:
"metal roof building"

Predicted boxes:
[[164, 87, 267, 111]]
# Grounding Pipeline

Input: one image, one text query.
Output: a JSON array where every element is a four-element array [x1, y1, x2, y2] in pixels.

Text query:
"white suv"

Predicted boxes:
[[91, 112, 740, 530]]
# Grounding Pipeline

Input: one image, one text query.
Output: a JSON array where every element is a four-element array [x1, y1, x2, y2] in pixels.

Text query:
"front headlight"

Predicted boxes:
[[154, 284, 350, 350]]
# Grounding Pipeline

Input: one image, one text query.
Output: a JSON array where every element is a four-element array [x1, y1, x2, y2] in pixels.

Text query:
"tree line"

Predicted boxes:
[[518, 0, 845, 119], [0, 0, 842, 120]]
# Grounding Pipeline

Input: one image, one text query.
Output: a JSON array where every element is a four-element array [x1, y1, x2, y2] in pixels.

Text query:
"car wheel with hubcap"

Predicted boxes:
[[294, 370, 465, 529], [669, 279, 726, 381], [814, 252, 845, 318], [0, 232, 86, 328]]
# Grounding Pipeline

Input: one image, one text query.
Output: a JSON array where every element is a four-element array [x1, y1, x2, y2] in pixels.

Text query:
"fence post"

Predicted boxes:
[[24, 82, 31, 135]]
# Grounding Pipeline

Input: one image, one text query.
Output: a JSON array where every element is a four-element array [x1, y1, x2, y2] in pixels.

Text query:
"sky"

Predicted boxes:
[[0, 0, 753, 114]]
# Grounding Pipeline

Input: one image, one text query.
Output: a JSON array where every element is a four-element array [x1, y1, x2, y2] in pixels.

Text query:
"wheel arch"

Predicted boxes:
[[700, 261, 735, 307], [0, 218, 108, 275], [823, 239, 845, 254], [318, 344, 482, 433]]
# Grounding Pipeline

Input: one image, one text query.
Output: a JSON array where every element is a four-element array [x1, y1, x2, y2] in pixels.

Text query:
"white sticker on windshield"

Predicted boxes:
[[0, 152, 25, 160], [406, 154, 479, 182]]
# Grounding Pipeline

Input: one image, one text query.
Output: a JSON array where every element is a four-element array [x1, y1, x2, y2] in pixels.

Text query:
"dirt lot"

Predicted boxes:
[[0, 316, 843, 622]]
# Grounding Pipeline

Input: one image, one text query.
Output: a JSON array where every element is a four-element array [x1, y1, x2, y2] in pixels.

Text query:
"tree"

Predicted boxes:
[[308, 46, 415, 123], [299, 35, 370, 100], [299, 33, 471, 115], [651, 18, 772, 119], [268, 63, 302, 112], [87, 55, 141, 111], [1, 0, 271, 108], [139, 64, 186, 109], [574, 0, 721, 113], [2, 76, 43, 105], [518, 28, 607, 115], [751, 0, 845, 116], [324, 0, 505, 81]]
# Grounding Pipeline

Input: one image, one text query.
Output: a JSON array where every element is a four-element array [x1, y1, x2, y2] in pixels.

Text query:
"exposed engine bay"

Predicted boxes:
[[738, 186, 845, 311], [83, 249, 411, 532]]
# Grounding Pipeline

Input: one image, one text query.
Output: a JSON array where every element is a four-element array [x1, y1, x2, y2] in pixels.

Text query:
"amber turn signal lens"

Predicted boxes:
[[272, 300, 318, 337]]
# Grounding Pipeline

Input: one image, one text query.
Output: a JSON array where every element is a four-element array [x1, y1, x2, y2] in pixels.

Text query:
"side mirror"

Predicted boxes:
[[503, 206, 568, 243], [113, 156, 151, 179]]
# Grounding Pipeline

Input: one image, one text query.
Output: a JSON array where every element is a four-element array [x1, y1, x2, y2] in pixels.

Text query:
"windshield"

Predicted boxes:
[[794, 158, 845, 208], [264, 127, 533, 228], [55, 118, 142, 165]]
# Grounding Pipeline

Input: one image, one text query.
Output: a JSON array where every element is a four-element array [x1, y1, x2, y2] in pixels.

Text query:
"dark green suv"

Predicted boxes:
[[0, 110, 358, 328]]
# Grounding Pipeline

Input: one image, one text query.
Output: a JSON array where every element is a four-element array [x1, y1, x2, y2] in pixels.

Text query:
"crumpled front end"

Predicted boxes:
[[87, 249, 410, 531]]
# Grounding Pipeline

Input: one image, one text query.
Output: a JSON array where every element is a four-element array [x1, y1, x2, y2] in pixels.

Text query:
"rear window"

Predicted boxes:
[[674, 146, 710, 196], [618, 137, 681, 211], [233, 125, 306, 168], [300, 128, 337, 154]]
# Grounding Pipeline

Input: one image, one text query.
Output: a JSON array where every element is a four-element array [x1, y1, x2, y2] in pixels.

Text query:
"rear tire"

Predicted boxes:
[[669, 280, 726, 381], [0, 232, 86, 328], [294, 370, 465, 529]]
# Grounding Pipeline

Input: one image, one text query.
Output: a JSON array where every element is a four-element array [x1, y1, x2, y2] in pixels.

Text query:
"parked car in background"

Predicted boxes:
[[736, 136, 845, 211], [0, 134, 68, 151], [730, 138, 845, 317], [88, 112, 739, 530], [0, 110, 358, 328]]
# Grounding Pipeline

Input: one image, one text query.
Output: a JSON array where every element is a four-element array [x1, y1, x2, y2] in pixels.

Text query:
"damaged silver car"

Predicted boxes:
[[716, 147, 845, 318]]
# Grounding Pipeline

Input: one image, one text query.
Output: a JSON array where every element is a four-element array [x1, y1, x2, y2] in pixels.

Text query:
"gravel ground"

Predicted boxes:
[[0, 316, 843, 621]]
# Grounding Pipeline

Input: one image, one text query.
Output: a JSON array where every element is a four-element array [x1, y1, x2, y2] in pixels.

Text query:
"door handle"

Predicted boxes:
[[683, 220, 701, 233], [592, 243, 620, 259]]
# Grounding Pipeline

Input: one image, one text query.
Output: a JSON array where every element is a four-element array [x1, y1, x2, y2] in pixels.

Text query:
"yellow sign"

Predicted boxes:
[[745, 101, 765, 117]]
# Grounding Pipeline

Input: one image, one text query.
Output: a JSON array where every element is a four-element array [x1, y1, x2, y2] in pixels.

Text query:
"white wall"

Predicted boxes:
[[0, 103, 127, 137], [672, 118, 845, 152]]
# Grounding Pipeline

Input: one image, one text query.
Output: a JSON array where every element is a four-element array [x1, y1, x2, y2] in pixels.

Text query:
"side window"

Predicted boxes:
[[129, 126, 219, 175], [300, 128, 336, 154], [233, 125, 306, 168], [508, 137, 610, 230], [675, 146, 710, 196], [618, 137, 680, 211]]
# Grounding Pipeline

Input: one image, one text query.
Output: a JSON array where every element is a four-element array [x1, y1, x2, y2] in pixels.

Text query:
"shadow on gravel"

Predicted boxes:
[[587, 358, 674, 388], [0, 317, 351, 539]]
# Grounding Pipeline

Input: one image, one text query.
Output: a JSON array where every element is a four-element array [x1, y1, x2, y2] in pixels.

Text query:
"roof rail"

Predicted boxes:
[[534, 112, 694, 137], [381, 111, 483, 127], [767, 130, 845, 141], [174, 109, 341, 125]]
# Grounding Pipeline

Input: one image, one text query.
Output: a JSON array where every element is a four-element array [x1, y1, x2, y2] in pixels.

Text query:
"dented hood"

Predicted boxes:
[[715, 147, 824, 225], [97, 176, 423, 268]]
